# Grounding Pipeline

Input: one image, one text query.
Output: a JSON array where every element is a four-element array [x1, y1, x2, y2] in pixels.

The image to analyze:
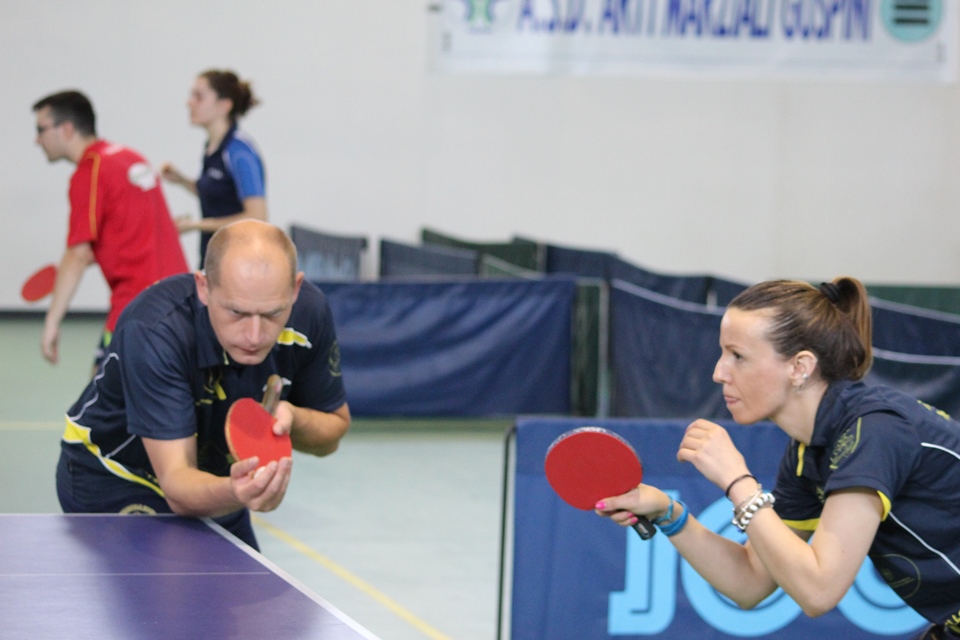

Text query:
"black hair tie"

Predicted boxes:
[[819, 282, 841, 304]]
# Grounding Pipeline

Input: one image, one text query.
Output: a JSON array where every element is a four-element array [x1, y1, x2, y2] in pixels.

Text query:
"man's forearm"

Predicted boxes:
[[47, 244, 94, 328], [289, 403, 351, 456]]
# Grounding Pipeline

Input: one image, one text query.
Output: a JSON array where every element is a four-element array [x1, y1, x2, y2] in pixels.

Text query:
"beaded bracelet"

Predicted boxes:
[[652, 500, 675, 526], [724, 473, 758, 499], [733, 487, 764, 518], [732, 492, 775, 532], [733, 489, 769, 523], [658, 500, 690, 537]]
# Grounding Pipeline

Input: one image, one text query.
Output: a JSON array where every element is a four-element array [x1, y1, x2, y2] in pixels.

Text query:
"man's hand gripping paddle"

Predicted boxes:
[[225, 374, 291, 468], [21, 264, 57, 302], [544, 426, 656, 540]]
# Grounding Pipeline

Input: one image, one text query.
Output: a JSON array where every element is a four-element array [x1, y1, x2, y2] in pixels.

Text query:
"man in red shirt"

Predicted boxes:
[[33, 90, 188, 368]]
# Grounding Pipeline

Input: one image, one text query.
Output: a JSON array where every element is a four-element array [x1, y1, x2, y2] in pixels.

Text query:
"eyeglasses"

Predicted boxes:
[[36, 122, 60, 136]]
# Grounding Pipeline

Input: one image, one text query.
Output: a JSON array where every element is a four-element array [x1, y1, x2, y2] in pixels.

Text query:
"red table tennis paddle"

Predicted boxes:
[[225, 375, 291, 469], [544, 426, 656, 539], [21, 264, 57, 302]]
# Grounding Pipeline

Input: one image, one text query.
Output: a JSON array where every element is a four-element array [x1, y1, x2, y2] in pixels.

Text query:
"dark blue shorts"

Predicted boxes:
[[56, 453, 258, 550]]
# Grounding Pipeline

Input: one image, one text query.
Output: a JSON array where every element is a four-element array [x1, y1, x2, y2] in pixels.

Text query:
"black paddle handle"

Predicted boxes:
[[632, 516, 656, 540]]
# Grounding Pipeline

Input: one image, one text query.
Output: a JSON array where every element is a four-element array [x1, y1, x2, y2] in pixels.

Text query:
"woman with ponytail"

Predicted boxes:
[[162, 69, 267, 265], [596, 276, 960, 639]]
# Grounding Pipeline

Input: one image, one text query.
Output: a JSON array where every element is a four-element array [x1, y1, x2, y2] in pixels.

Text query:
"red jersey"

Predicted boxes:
[[68, 140, 188, 331]]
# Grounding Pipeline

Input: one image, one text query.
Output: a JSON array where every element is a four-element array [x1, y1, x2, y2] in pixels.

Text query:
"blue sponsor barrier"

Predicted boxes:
[[502, 417, 927, 639]]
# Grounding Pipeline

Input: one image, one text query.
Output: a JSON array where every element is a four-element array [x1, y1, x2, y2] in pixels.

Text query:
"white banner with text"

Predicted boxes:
[[429, 0, 957, 81]]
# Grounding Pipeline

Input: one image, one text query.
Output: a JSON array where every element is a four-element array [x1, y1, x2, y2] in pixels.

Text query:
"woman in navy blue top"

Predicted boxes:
[[162, 69, 267, 265], [596, 277, 960, 640]]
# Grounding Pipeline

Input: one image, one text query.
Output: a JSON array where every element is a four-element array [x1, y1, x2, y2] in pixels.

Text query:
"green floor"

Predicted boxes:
[[0, 314, 512, 640]]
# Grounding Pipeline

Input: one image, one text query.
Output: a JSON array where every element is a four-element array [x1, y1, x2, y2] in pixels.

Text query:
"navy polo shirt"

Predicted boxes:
[[774, 380, 960, 625], [61, 273, 345, 491], [196, 125, 265, 262]]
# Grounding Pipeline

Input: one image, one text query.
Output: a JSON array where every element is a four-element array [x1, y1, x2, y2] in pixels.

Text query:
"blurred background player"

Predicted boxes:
[[161, 69, 266, 266], [33, 90, 188, 369]]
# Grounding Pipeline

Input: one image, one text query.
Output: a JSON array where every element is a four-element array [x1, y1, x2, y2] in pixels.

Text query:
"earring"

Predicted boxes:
[[796, 373, 808, 392]]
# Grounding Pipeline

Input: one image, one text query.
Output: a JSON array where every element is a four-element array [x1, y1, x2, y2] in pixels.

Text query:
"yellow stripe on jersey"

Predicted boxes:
[[782, 518, 818, 532], [783, 490, 890, 533], [62, 417, 164, 497], [878, 491, 892, 520], [278, 328, 312, 348], [796, 442, 806, 476]]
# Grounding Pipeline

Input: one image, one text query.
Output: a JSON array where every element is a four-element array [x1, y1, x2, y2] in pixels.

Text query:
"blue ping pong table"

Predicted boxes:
[[0, 513, 381, 639]]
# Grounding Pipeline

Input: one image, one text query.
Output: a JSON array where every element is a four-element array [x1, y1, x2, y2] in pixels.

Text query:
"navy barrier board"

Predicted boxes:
[[508, 418, 927, 640]]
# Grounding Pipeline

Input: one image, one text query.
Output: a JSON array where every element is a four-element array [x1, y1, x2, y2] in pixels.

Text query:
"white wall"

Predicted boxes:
[[2, 2, 960, 311]]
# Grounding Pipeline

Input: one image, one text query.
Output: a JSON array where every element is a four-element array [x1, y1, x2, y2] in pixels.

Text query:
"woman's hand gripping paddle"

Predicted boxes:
[[225, 375, 291, 469], [544, 426, 656, 540], [21, 264, 57, 302]]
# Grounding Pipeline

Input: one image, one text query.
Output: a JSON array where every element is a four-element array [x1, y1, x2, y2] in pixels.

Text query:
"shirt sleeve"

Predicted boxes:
[[286, 290, 346, 413], [824, 411, 920, 507], [115, 318, 198, 440], [223, 139, 265, 201]]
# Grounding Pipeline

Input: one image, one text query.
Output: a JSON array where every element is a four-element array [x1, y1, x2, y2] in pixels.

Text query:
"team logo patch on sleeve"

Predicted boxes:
[[127, 162, 158, 191], [328, 341, 341, 377], [830, 417, 863, 470]]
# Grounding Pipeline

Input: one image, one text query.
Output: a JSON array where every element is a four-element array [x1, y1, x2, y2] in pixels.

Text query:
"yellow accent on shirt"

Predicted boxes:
[[278, 328, 312, 348], [782, 518, 819, 532], [62, 417, 164, 497], [878, 491, 892, 520]]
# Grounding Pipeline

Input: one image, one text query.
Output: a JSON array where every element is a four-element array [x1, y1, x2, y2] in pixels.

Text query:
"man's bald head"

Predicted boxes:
[[203, 220, 298, 290]]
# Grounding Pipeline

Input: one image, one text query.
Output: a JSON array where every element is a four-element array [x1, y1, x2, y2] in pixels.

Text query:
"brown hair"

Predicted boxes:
[[199, 70, 259, 121], [728, 277, 873, 382], [33, 90, 97, 136]]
